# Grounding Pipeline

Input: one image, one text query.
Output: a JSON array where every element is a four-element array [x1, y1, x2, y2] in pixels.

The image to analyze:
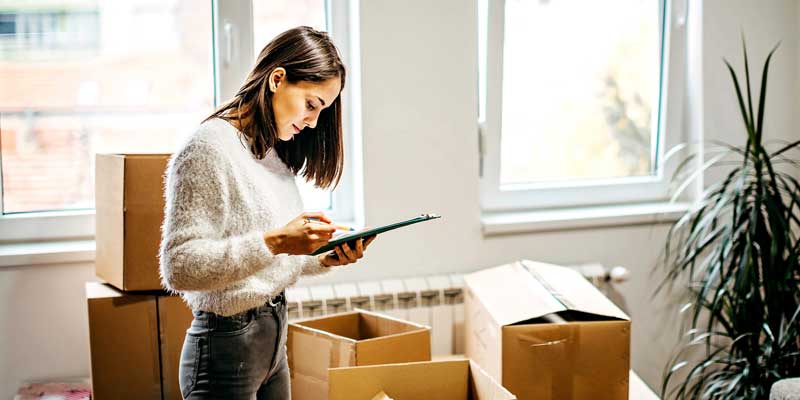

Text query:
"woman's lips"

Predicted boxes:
[[292, 124, 301, 134]]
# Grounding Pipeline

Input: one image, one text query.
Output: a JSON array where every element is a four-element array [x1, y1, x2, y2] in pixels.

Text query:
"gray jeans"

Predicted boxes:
[[179, 299, 289, 399]]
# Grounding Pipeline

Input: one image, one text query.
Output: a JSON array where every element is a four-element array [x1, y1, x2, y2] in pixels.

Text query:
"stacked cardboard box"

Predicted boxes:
[[95, 154, 170, 291], [85, 283, 192, 400], [86, 154, 194, 400], [465, 260, 632, 400]]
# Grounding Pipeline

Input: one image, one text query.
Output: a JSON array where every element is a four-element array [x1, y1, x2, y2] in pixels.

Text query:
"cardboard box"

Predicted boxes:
[[85, 282, 193, 400], [288, 309, 432, 400], [464, 260, 631, 400], [86, 282, 161, 400], [328, 359, 516, 400], [157, 295, 194, 400], [95, 153, 170, 291]]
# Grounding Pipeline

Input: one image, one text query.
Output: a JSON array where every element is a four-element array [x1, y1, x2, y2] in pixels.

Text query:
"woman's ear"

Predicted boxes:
[[268, 67, 287, 93]]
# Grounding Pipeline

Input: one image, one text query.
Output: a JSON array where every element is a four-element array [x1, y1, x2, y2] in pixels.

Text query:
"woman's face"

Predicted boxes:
[[269, 68, 342, 141]]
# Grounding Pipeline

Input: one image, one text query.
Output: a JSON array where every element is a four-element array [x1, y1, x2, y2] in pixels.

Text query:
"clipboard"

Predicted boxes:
[[311, 213, 442, 255]]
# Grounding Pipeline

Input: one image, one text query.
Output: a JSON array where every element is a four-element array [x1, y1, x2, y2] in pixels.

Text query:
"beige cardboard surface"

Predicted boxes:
[[95, 153, 169, 291], [502, 321, 630, 400], [289, 309, 432, 400], [520, 260, 629, 321], [298, 312, 362, 339], [468, 360, 517, 400], [157, 295, 193, 400], [464, 260, 631, 400], [328, 359, 516, 400], [355, 329, 431, 366], [95, 155, 125, 289], [86, 282, 161, 400], [464, 284, 503, 380]]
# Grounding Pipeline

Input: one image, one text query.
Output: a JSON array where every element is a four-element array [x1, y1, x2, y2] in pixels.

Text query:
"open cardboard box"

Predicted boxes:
[[95, 153, 170, 291], [465, 260, 631, 400], [329, 359, 516, 400], [288, 309, 432, 400]]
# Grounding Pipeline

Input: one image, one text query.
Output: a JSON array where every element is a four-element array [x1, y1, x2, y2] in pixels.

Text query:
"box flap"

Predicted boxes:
[[293, 312, 362, 342], [464, 261, 628, 326], [328, 360, 469, 400], [464, 262, 567, 326], [288, 323, 357, 400], [355, 329, 431, 366], [356, 309, 430, 340], [467, 360, 517, 400], [521, 260, 629, 321], [293, 309, 429, 342]]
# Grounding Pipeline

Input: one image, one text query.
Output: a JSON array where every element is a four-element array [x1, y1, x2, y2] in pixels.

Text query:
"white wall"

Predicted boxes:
[[1, 0, 797, 398], [0, 263, 97, 398], [703, 0, 798, 182]]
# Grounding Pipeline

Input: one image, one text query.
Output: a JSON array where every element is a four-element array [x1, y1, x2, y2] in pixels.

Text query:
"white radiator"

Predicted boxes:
[[286, 264, 629, 357]]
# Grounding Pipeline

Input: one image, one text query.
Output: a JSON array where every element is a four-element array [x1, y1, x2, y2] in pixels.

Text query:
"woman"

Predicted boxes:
[[159, 26, 374, 399]]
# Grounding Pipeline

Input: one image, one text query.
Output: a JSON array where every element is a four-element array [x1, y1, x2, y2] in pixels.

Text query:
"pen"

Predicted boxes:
[[305, 217, 355, 231]]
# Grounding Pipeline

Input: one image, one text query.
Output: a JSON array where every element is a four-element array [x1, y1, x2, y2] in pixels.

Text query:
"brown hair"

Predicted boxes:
[[206, 26, 346, 190]]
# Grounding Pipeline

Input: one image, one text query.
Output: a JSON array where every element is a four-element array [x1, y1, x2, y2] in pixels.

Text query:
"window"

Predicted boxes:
[[0, 9, 100, 53], [479, 0, 686, 211], [0, 0, 356, 242]]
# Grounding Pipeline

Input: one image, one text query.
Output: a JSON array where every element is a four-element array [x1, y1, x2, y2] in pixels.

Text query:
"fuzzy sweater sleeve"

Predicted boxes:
[[299, 254, 328, 276], [159, 141, 275, 292]]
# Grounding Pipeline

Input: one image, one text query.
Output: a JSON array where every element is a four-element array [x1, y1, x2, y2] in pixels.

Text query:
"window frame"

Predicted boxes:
[[0, 0, 357, 243], [479, 0, 688, 212]]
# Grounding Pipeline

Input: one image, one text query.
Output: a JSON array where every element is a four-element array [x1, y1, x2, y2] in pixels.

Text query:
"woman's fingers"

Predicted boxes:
[[334, 246, 346, 264], [323, 238, 376, 267], [340, 242, 357, 261], [308, 224, 336, 235], [354, 238, 364, 258], [301, 211, 331, 224]]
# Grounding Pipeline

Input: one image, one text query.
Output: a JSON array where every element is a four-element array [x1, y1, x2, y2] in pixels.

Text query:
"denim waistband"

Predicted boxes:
[[194, 291, 286, 323]]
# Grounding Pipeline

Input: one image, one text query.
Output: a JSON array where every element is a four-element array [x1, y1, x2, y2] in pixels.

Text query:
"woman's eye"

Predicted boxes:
[[306, 101, 316, 111]]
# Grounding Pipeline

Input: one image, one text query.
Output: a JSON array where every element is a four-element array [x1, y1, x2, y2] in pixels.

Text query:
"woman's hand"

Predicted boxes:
[[318, 235, 377, 267], [263, 212, 337, 255]]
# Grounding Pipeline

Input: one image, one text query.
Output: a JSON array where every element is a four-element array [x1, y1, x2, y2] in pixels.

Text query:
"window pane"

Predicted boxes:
[[500, 0, 661, 186], [252, 0, 331, 211], [0, 1, 213, 214]]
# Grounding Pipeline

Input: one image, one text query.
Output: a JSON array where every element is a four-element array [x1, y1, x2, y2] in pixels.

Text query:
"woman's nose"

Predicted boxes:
[[305, 113, 319, 129]]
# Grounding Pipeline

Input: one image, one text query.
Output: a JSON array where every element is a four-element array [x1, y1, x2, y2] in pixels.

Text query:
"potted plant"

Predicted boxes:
[[659, 39, 800, 399]]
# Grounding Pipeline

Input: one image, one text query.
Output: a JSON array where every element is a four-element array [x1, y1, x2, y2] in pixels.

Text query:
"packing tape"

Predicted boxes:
[[520, 260, 576, 311]]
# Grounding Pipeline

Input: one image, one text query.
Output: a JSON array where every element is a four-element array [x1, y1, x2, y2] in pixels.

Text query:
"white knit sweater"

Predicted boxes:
[[159, 118, 328, 316]]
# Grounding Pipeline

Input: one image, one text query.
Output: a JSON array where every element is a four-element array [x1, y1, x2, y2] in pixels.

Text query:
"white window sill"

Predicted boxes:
[[481, 202, 691, 236], [0, 240, 95, 268]]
